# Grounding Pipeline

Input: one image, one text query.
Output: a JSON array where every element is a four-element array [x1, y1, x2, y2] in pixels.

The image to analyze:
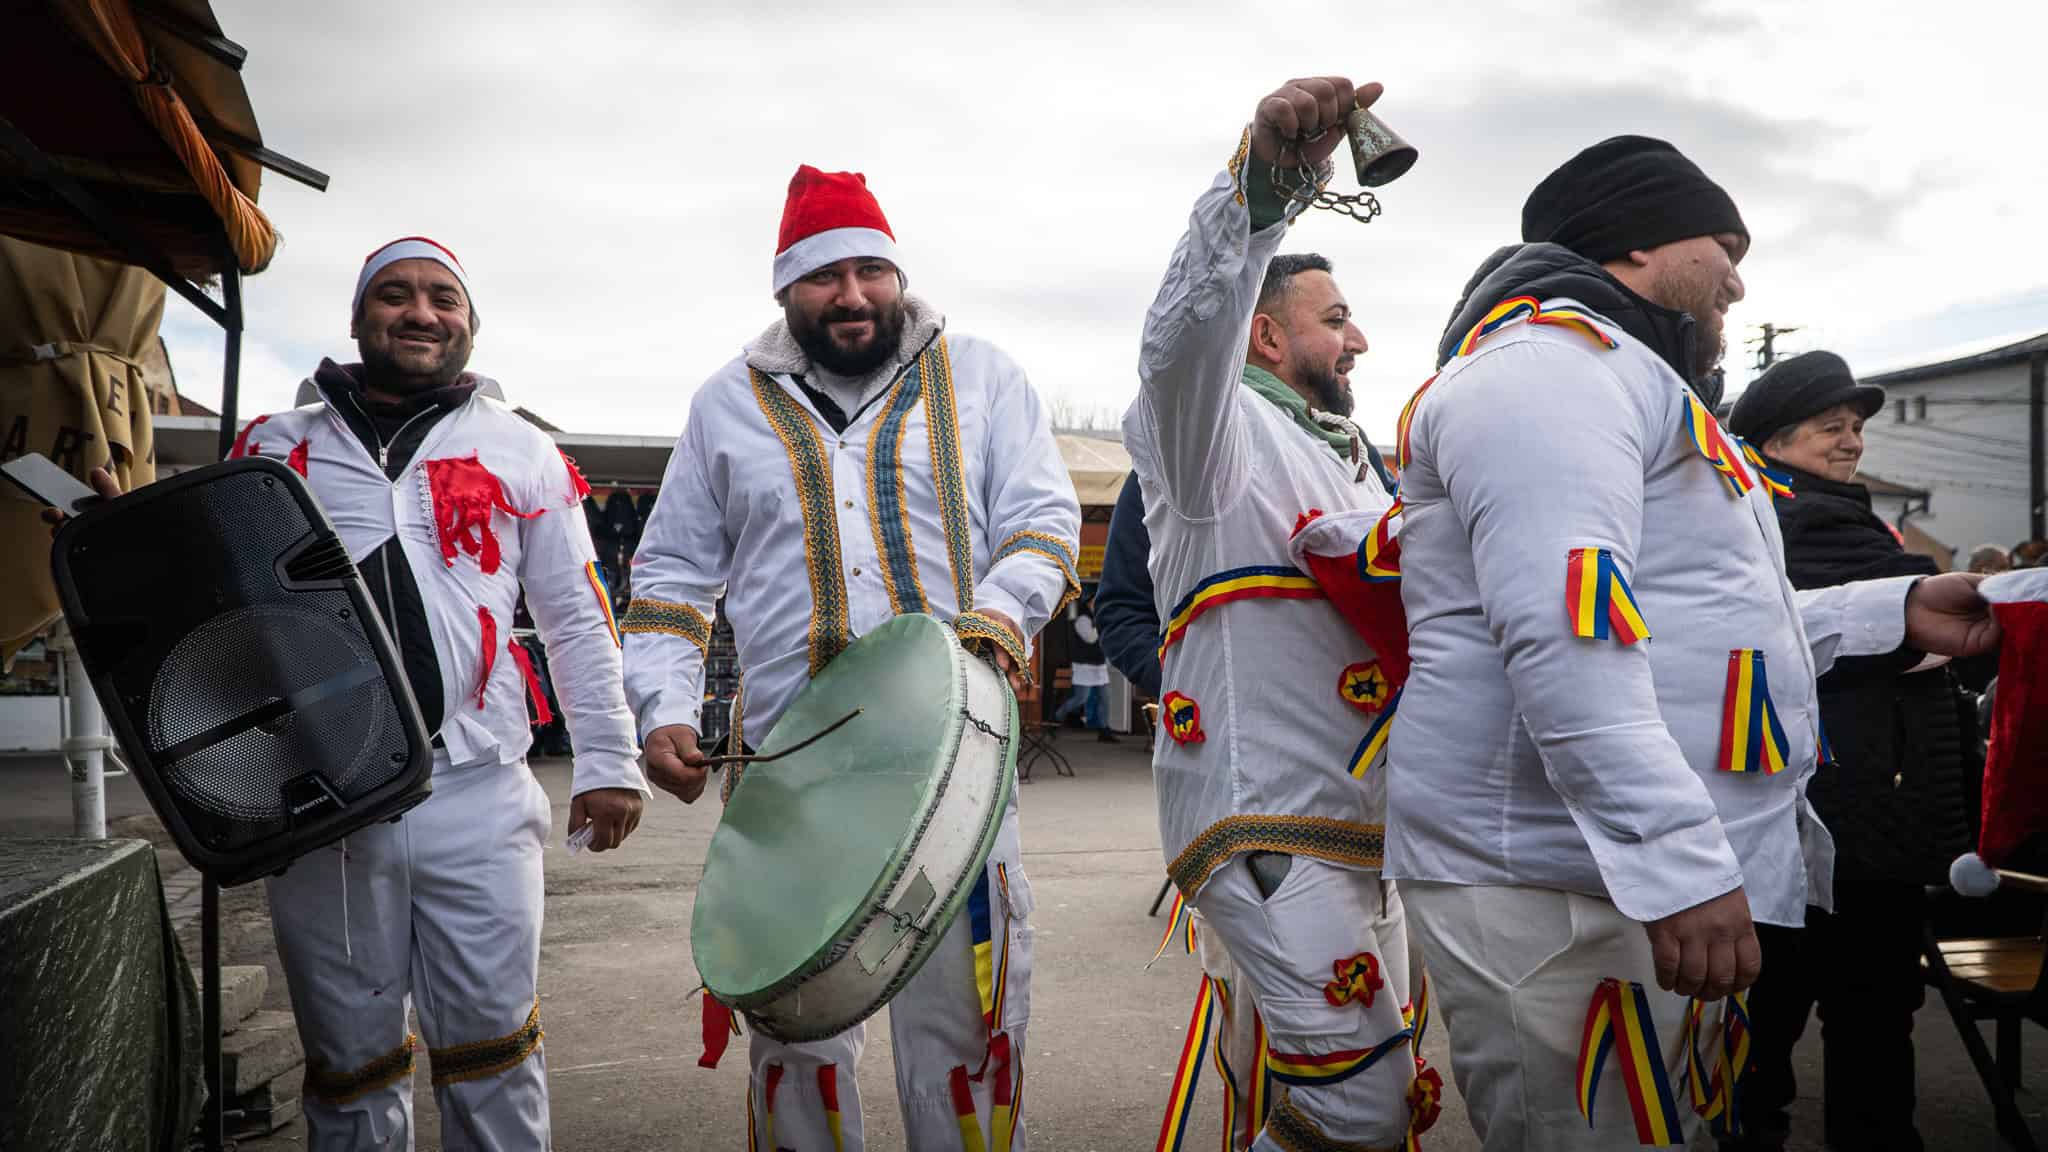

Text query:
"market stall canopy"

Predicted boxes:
[[0, 0, 324, 277], [1058, 433, 1130, 508]]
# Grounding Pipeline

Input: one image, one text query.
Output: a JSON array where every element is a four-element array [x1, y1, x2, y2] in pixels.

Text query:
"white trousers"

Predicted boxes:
[[1193, 912, 1266, 1152], [1403, 881, 1710, 1151], [268, 753, 553, 1152], [1194, 858, 1416, 1151], [741, 803, 1034, 1152]]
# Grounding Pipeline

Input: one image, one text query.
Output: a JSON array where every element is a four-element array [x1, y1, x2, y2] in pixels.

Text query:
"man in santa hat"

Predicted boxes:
[[232, 237, 647, 1150], [623, 166, 1079, 1148]]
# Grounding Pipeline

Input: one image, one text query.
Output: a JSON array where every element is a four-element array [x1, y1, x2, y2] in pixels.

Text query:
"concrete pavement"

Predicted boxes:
[[5, 738, 2048, 1149]]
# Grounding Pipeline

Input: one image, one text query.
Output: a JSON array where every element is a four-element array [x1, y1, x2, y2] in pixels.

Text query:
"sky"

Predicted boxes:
[[163, 0, 2048, 445]]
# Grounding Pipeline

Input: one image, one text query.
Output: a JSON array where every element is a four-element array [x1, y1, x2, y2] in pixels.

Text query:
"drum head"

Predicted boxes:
[[692, 613, 977, 1000]]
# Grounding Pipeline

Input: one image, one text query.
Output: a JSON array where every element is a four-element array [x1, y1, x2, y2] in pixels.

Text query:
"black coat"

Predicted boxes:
[[1772, 463, 1976, 882]]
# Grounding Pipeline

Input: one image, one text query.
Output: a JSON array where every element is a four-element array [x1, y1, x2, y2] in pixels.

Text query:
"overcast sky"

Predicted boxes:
[[163, 0, 2046, 444]]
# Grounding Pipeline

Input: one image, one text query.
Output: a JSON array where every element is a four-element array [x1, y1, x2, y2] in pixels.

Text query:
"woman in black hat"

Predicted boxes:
[[1725, 351, 1977, 1152]]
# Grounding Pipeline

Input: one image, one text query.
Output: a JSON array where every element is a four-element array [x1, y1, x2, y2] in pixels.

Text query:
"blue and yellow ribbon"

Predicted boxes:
[[1349, 686, 1402, 779], [1358, 499, 1405, 583], [1154, 975, 1219, 1152], [1265, 1028, 1412, 1087]]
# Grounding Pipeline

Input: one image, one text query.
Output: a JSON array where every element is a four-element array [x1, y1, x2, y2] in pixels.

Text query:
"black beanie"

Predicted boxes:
[[1522, 136, 1748, 264]]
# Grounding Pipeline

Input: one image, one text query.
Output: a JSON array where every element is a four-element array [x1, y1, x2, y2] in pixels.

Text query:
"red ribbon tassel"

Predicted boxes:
[[558, 450, 592, 504], [700, 990, 737, 1068], [474, 605, 496, 710], [425, 453, 542, 574], [286, 439, 310, 477], [507, 637, 554, 724]]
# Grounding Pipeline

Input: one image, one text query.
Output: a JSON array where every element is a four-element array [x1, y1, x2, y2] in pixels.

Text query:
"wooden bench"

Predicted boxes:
[[1924, 870, 2048, 1150]]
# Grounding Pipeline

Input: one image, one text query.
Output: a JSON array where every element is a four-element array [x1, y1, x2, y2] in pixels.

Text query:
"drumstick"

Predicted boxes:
[[701, 708, 863, 766]]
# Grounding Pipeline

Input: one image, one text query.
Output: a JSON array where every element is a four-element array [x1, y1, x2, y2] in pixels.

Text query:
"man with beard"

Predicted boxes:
[[1383, 137, 2001, 1148], [1123, 77, 1431, 1152], [230, 237, 647, 1149], [622, 166, 1078, 1149]]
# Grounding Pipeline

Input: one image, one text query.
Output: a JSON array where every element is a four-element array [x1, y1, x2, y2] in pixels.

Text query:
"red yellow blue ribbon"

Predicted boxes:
[[1394, 376, 1437, 473], [818, 1064, 846, 1152], [1684, 993, 1750, 1139], [1718, 649, 1790, 775], [1154, 975, 1219, 1152], [1454, 295, 1620, 358], [1683, 391, 1756, 499], [1265, 1028, 1412, 1087], [1577, 978, 1685, 1145], [1149, 887, 1198, 967], [583, 561, 620, 646], [990, 1031, 1018, 1152], [1358, 499, 1404, 582], [1736, 439, 1794, 502], [1566, 547, 1652, 644], [1349, 687, 1402, 780], [1159, 565, 1323, 657]]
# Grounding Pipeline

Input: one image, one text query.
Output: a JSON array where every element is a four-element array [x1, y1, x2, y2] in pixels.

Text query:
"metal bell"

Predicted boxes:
[[1346, 107, 1418, 188]]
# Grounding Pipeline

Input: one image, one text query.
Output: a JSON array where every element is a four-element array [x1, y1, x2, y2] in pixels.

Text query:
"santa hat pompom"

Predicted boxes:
[[1951, 852, 2001, 898]]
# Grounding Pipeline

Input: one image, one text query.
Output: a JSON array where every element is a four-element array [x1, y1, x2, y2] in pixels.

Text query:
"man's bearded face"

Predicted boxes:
[[353, 259, 475, 391], [784, 257, 906, 377]]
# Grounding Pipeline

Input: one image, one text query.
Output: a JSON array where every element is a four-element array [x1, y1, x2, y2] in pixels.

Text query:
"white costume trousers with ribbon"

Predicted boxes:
[[738, 800, 1032, 1152], [1194, 859, 1414, 1152], [1403, 881, 1710, 1152], [267, 751, 552, 1151]]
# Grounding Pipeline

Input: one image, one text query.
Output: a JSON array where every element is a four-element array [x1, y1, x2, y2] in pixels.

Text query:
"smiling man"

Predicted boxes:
[[232, 237, 646, 1150], [1385, 138, 2000, 1148], [623, 165, 1078, 1149]]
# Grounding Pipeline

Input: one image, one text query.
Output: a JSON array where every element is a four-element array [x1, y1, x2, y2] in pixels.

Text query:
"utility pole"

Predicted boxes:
[[1747, 323, 1803, 371]]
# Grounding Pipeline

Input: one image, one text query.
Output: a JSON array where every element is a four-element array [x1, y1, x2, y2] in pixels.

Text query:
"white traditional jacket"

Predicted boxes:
[[234, 380, 645, 800], [1123, 148, 1398, 901], [622, 318, 1081, 751], [1387, 297, 1912, 927]]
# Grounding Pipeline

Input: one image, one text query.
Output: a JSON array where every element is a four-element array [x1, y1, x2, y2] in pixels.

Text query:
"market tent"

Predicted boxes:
[[1058, 432, 1131, 508]]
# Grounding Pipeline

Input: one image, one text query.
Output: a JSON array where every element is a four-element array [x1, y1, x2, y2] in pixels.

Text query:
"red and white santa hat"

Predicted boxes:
[[353, 236, 473, 316], [772, 165, 903, 295]]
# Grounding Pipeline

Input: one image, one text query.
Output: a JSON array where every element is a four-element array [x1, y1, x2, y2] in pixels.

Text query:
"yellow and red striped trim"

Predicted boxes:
[[818, 1063, 846, 1151], [952, 1063, 989, 1152], [1576, 978, 1684, 1146], [1565, 547, 1651, 644], [1358, 499, 1405, 583], [1159, 565, 1322, 657]]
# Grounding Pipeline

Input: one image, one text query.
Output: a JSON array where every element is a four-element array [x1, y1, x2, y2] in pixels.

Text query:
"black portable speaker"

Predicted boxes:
[[50, 456, 433, 886]]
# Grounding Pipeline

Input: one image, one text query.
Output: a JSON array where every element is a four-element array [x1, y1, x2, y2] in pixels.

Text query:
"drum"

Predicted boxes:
[[690, 613, 1018, 1042]]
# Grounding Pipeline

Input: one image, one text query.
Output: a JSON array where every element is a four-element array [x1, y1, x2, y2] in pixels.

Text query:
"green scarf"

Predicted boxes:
[[1240, 364, 1353, 458]]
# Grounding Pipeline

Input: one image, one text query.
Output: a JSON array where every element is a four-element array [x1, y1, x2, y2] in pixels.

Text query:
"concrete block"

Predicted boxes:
[[222, 1010, 303, 1096], [210, 964, 269, 1032]]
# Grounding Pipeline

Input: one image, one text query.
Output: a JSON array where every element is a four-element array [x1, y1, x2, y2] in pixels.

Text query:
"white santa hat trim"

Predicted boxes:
[[772, 227, 903, 296], [353, 236, 473, 316]]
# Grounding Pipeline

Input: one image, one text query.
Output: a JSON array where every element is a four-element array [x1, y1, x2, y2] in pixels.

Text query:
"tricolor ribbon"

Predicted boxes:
[[1153, 975, 1219, 1152], [1348, 687, 1403, 780], [1718, 649, 1790, 775], [819, 1064, 846, 1152], [1148, 887, 1198, 968], [1159, 565, 1324, 657], [1565, 547, 1652, 644], [1453, 295, 1620, 358], [1359, 498, 1405, 582], [584, 561, 621, 646], [951, 1063, 988, 1152], [1576, 978, 1685, 1146], [1684, 993, 1750, 1139], [1683, 391, 1757, 499], [1736, 439, 1794, 502], [1264, 1028, 1412, 1088]]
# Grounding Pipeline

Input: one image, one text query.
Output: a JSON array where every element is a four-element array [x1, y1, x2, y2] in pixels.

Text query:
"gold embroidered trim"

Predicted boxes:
[[1227, 126, 1252, 207], [1265, 1091, 1402, 1152], [867, 354, 930, 616], [1169, 815, 1385, 900], [920, 338, 977, 612], [304, 1032, 417, 1106], [955, 610, 1029, 677], [428, 1000, 543, 1088], [620, 597, 712, 653], [993, 529, 1082, 614], [722, 679, 747, 804], [752, 370, 851, 674]]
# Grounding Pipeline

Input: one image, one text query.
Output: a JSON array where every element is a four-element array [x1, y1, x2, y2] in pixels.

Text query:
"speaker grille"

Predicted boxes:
[[147, 603, 405, 821]]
